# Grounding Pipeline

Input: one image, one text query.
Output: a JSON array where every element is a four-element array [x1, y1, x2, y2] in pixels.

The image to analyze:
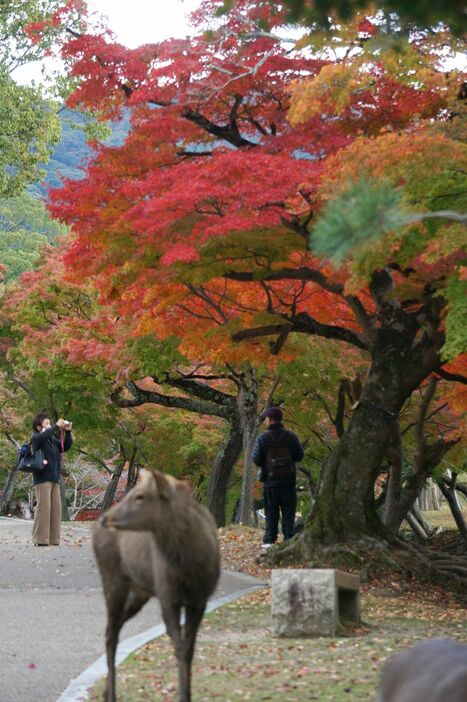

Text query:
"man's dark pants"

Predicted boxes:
[[263, 484, 297, 544]]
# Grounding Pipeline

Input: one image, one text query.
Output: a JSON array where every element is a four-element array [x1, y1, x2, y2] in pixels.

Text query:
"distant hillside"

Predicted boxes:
[[30, 108, 130, 198], [0, 109, 130, 282], [0, 192, 67, 282]]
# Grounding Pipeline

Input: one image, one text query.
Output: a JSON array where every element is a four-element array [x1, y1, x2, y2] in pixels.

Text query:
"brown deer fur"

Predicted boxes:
[[93, 470, 220, 702], [377, 639, 467, 702]]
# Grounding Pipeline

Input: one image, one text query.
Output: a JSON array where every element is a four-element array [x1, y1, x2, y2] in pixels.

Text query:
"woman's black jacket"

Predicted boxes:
[[31, 426, 73, 485]]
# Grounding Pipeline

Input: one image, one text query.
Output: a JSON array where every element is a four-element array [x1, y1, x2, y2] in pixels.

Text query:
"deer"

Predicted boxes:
[[377, 638, 467, 702], [93, 469, 221, 702]]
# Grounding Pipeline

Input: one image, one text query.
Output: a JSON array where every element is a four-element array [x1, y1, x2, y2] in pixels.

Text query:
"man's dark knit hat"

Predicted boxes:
[[263, 407, 283, 422]]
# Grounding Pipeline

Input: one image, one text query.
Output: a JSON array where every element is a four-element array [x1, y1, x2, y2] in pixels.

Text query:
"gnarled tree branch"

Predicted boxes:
[[437, 368, 467, 385], [232, 312, 368, 350], [111, 381, 230, 419]]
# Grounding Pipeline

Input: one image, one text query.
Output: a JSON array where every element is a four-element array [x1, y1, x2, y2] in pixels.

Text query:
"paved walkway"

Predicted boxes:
[[0, 517, 262, 702]]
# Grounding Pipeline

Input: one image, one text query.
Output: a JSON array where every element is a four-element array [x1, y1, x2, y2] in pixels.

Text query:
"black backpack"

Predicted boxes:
[[266, 430, 295, 479]]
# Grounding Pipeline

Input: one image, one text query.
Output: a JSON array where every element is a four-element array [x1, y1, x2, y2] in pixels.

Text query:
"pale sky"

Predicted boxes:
[[14, 1, 466, 84], [89, 0, 202, 46], [14, 0, 202, 84]]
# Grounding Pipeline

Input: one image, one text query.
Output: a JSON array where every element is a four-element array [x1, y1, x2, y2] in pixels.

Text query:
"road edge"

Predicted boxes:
[[56, 584, 265, 702]]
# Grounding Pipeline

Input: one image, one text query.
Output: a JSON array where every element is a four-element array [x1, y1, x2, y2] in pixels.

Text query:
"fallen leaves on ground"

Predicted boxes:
[[218, 525, 466, 609], [86, 522, 466, 700], [89, 588, 467, 702], [218, 525, 269, 579]]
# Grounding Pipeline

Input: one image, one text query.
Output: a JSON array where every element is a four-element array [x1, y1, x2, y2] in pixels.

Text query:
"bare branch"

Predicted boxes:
[[437, 368, 467, 385], [225, 266, 344, 294], [76, 449, 113, 475], [111, 382, 230, 419], [307, 390, 336, 427], [335, 380, 346, 438], [168, 375, 234, 405], [415, 378, 439, 451], [232, 312, 368, 350], [181, 107, 255, 148], [4, 432, 20, 450], [401, 401, 448, 437], [410, 210, 467, 225], [290, 312, 368, 350]]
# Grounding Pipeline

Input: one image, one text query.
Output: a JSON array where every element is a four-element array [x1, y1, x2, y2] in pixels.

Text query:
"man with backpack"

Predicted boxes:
[[253, 407, 303, 550]]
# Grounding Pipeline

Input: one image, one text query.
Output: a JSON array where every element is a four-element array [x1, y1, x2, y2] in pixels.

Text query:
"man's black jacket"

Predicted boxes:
[[31, 426, 73, 485], [252, 423, 304, 487]]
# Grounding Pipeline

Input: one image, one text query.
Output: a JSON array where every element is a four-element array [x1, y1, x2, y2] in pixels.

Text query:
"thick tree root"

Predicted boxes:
[[263, 529, 467, 596], [432, 532, 467, 556], [393, 537, 467, 584]]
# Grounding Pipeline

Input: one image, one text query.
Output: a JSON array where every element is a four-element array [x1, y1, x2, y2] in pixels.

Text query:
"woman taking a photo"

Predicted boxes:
[[31, 413, 73, 547]]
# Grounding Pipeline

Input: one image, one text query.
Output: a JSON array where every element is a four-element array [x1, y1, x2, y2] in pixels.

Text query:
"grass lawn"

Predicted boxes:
[[88, 587, 467, 702], [421, 503, 467, 529], [88, 509, 467, 702]]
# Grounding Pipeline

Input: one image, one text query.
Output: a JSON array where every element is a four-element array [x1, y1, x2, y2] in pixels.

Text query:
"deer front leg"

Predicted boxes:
[[160, 602, 186, 699], [178, 602, 206, 702], [104, 618, 119, 702], [103, 581, 130, 702]]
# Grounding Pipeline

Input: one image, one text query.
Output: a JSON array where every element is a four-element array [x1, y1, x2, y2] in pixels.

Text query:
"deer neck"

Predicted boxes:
[[150, 513, 185, 565]]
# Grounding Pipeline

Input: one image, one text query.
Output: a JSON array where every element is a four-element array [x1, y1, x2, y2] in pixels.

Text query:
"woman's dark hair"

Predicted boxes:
[[32, 412, 49, 432]]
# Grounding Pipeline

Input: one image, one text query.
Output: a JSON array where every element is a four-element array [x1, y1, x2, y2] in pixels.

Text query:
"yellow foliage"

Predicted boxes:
[[378, 42, 447, 90], [422, 224, 467, 264], [288, 20, 455, 128], [318, 130, 467, 199], [289, 61, 368, 124]]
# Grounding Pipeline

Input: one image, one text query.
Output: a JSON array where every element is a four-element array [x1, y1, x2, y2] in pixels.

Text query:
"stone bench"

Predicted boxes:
[[271, 568, 360, 637]]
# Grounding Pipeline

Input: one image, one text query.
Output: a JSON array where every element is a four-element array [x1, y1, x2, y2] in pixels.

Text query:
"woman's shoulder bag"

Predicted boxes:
[[17, 441, 46, 473]]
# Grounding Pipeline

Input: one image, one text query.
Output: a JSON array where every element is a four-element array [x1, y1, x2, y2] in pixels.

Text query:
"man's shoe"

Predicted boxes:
[[261, 543, 274, 550]]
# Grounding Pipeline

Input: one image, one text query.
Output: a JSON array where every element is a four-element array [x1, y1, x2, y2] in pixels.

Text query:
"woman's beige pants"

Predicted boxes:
[[32, 481, 61, 545]]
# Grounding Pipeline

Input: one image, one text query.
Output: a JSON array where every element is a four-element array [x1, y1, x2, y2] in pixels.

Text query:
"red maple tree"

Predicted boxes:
[[39, 0, 465, 547]]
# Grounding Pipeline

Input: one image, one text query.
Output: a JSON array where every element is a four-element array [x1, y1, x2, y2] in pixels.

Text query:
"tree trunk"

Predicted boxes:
[[60, 476, 70, 521], [238, 416, 257, 526], [381, 379, 454, 535], [444, 476, 467, 500], [238, 366, 259, 526], [438, 475, 467, 543], [0, 465, 21, 515], [432, 483, 441, 510], [384, 481, 426, 533], [418, 479, 441, 511], [446, 470, 463, 512], [405, 511, 429, 542], [125, 447, 138, 493], [100, 459, 126, 513], [0, 434, 21, 516], [125, 462, 138, 493], [382, 422, 409, 532], [206, 424, 243, 527], [309, 396, 398, 544], [111, 370, 250, 527], [294, 333, 437, 549], [410, 502, 434, 536]]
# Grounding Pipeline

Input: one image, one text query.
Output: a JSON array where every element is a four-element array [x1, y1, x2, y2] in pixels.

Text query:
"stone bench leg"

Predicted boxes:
[[272, 569, 360, 637], [338, 586, 360, 625]]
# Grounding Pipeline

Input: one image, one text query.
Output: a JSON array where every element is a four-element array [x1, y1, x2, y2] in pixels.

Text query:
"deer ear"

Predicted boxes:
[[151, 470, 171, 500], [177, 479, 193, 494]]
